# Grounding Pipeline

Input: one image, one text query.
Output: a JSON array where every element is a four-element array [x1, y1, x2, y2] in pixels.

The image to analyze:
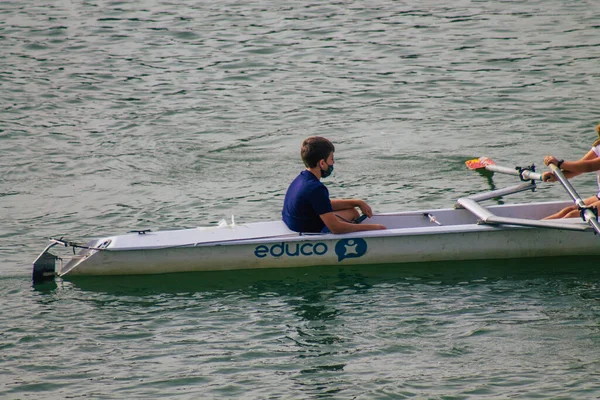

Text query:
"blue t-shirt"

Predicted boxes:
[[282, 170, 333, 233]]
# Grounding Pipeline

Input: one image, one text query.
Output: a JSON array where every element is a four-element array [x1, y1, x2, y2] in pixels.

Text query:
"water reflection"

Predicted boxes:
[[24, 257, 600, 399], [473, 168, 506, 204]]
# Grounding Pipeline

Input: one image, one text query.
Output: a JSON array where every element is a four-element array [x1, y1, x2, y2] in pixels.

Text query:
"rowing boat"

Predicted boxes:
[[32, 159, 600, 283]]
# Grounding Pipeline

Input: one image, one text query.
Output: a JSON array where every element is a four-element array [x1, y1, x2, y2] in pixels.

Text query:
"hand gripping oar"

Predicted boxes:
[[548, 163, 600, 235], [466, 157, 543, 181]]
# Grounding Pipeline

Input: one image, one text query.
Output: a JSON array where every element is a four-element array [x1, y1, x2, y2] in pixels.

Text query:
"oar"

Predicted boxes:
[[465, 157, 543, 181], [548, 163, 600, 235]]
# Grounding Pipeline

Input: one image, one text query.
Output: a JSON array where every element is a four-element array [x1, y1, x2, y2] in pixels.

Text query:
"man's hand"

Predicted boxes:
[[357, 200, 373, 218], [544, 155, 560, 166], [542, 171, 557, 182]]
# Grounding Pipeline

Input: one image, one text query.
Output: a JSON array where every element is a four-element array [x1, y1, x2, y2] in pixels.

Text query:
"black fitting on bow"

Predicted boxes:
[[130, 229, 152, 234]]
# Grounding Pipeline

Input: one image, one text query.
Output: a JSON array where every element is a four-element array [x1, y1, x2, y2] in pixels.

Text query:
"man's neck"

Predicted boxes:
[[306, 167, 321, 180]]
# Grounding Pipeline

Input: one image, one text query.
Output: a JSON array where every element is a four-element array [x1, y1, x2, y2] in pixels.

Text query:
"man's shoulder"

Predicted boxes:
[[298, 169, 317, 180], [292, 170, 321, 186], [287, 171, 327, 199]]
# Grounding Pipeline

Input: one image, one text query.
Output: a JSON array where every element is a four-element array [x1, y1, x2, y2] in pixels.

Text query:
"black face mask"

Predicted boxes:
[[320, 163, 334, 179]]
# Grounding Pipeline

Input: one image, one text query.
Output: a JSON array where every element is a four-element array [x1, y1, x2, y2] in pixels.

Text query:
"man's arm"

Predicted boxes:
[[320, 212, 385, 234], [543, 150, 599, 181], [330, 199, 373, 217]]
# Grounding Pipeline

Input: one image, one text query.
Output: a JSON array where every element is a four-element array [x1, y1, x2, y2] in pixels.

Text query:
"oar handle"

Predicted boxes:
[[549, 163, 600, 234]]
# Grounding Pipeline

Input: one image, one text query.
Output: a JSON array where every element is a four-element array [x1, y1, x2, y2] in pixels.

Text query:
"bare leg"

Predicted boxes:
[[562, 198, 600, 219], [543, 196, 598, 219], [543, 205, 577, 220]]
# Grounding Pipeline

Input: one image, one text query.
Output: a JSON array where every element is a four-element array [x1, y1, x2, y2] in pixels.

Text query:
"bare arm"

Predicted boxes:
[[543, 150, 599, 181], [320, 212, 385, 234], [330, 199, 374, 217], [560, 153, 600, 173]]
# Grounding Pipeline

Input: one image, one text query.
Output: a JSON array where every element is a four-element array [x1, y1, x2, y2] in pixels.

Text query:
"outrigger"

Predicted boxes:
[[32, 158, 600, 284]]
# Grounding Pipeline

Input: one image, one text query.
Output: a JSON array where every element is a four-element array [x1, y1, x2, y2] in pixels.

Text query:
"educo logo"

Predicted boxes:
[[254, 238, 368, 261], [254, 242, 328, 258]]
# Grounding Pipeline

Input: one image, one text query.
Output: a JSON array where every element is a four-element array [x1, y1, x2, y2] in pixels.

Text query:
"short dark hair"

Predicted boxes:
[[301, 137, 335, 168]]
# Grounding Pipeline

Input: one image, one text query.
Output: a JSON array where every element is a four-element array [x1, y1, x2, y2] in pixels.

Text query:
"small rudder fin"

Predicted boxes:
[[32, 244, 58, 284]]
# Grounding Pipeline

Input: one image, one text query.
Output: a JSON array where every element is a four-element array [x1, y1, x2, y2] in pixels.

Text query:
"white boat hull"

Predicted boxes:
[[35, 200, 598, 279]]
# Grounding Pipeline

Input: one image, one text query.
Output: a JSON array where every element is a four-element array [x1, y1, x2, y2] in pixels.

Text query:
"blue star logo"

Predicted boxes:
[[335, 238, 367, 262]]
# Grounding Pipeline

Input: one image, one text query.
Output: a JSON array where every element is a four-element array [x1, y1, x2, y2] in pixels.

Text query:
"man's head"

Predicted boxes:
[[301, 136, 335, 168]]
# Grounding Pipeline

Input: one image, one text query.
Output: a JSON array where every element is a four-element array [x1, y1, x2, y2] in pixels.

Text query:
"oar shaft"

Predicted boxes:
[[485, 164, 543, 181], [549, 164, 584, 206], [549, 163, 600, 234], [520, 169, 544, 182], [484, 164, 519, 176]]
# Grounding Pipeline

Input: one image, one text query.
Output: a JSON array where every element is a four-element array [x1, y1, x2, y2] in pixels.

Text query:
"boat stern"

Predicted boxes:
[[32, 238, 112, 283], [32, 242, 60, 284]]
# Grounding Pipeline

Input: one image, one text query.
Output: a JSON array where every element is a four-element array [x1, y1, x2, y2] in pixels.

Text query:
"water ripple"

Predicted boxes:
[[2, 0, 600, 397]]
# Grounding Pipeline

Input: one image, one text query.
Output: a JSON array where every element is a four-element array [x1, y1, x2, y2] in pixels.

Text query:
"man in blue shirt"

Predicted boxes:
[[282, 137, 386, 234]]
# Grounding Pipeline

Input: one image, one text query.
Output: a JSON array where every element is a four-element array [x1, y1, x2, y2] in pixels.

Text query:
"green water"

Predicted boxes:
[[5, 259, 600, 398], [2, 0, 600, 398]]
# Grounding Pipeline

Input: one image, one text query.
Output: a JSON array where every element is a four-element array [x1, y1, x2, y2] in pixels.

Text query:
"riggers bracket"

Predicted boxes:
[[579, 205, 599, 223], [515, 164, 537, 185]]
